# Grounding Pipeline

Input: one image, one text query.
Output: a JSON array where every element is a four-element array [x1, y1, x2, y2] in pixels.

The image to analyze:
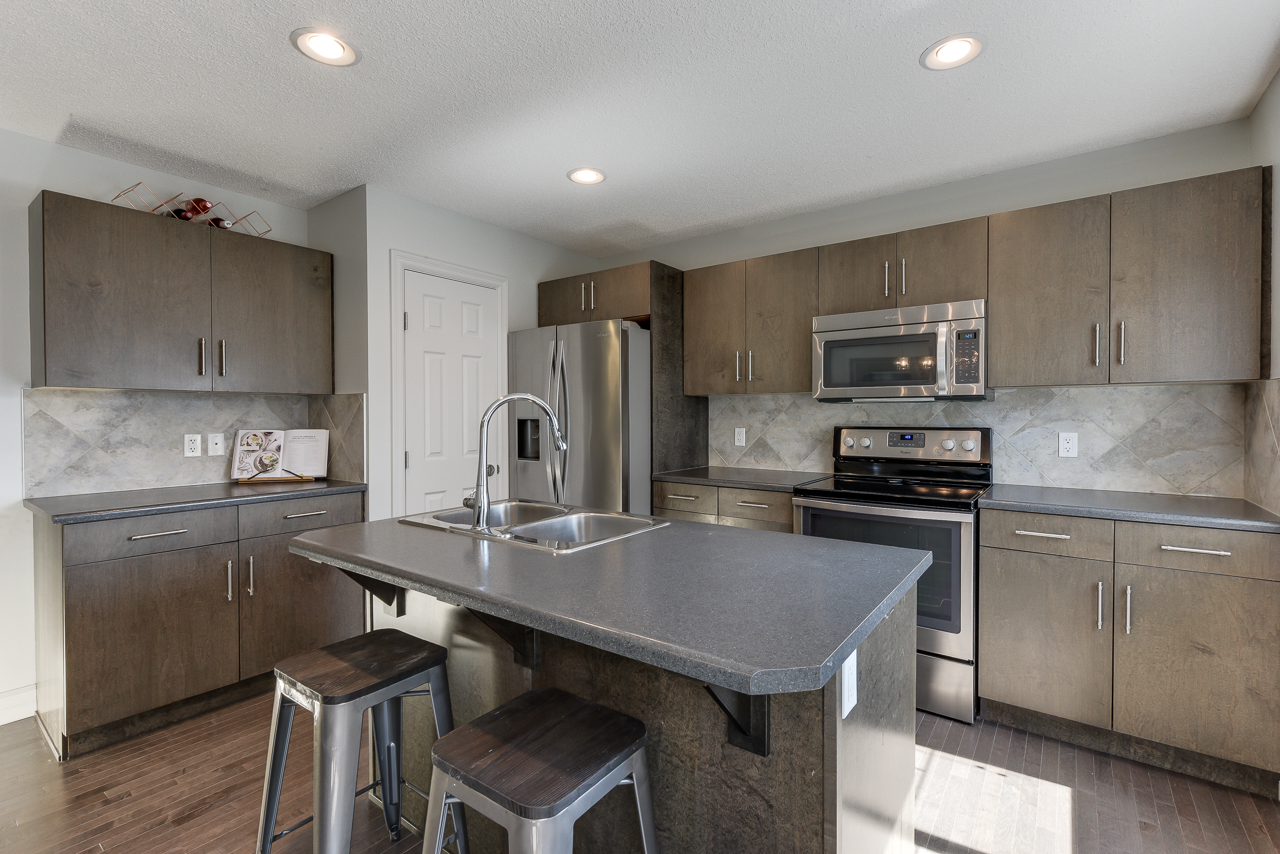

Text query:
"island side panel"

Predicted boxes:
[[825, 589, 917, 854]]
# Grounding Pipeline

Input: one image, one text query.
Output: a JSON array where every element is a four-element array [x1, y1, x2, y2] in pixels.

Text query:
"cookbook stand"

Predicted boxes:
[[237, 469, 316, 484]]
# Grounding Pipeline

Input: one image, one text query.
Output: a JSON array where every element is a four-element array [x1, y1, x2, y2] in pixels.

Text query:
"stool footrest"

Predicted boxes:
[[269, 779, 384, 843]]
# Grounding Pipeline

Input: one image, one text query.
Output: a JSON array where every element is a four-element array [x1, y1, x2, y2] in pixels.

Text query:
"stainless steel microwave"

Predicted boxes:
[[812, 299, 986, 401]]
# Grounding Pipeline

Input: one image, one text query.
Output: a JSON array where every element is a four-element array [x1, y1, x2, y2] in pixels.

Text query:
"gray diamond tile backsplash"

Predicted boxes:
[[709, 384, 1250, 498]]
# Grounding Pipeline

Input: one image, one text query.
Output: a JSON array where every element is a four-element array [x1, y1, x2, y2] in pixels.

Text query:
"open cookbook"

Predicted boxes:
[[232, 429, 329, 480]]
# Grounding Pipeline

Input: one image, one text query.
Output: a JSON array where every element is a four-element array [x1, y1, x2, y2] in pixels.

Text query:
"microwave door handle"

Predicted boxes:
[[936, 324, 949, 396]]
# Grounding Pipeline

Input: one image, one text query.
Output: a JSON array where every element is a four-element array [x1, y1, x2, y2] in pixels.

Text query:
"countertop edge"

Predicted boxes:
[[977, 496, 1280, 534], [25, 481, 368, 525], [290, 537, 931, 695]]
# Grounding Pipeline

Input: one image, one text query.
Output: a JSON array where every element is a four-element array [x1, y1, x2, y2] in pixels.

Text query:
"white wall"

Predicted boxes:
[[0, 127, 307, 722], [1251, 69, 1280, 378], [308, 186, 369, 394], [597, 120, 1259, 273], [323, 184, 598, 522]]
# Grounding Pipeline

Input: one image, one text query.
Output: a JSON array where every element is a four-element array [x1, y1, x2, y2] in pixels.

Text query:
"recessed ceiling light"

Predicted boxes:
[[290, 28, 360, 66], [568, 168, 606, 185], [920, 34, 984, 71]]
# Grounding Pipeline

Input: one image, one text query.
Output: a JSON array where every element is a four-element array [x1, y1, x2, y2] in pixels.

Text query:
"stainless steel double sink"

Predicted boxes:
[[399, 499, 668, 554]]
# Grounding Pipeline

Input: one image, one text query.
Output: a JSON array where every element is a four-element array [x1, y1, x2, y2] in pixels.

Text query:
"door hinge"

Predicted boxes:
[[403, 311, 408, 330], [405, 451, 409, 469]]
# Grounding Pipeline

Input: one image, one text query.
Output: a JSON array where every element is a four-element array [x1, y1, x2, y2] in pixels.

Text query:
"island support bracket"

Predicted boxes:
[[467, 609, 542, 669], [705, 685, 770, 756], [339, 570, 405, 617]]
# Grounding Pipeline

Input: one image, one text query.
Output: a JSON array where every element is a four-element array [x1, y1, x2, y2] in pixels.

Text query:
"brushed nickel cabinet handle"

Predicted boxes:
[[1160, 544, 1230, 556], [901, 258, 906, 296], [748, 351, 755, 382], [737, 501, 770, 509], [198, 338, 206, 376], [1094, 324, 1100, 367], [227, 561, 234, 602], [590, 281, 595, 310], [667, 495, 699, 501], [218, 339, 227, 376], [1119, 321, 1126, 365], [1014, 530, 1071, 540], [1097, 581, 1104, 631], [884, 261, 889, 298], [1125, 585, 1132, 635], [581, 283, 585, 311], [128, 528, 188, 541], [284, 510, 328, 519], [248, 556, 255, 597], [736, 351, 741, 382]]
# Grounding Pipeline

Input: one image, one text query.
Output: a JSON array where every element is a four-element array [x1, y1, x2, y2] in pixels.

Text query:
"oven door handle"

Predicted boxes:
[[791, 496, 976, 525]]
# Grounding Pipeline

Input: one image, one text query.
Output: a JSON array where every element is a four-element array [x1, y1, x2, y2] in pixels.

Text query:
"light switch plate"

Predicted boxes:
[[184, 434, 201, 457], [207, 433, 225, 456], [734, 427, 746, 447], [1058, 432, 1078, 458], [841, 649, 857, 718]]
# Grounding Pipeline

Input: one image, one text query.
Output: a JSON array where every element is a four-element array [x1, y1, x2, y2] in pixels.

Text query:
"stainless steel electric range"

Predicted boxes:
[[793, 426, 992, 723]]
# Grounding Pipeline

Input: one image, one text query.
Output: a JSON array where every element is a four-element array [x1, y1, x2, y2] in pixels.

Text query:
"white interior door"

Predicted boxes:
[[403, 270, 502, 515]]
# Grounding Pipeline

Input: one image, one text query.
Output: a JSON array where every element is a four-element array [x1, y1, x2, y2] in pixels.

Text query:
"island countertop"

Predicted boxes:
[[290, 515, 931, 695]]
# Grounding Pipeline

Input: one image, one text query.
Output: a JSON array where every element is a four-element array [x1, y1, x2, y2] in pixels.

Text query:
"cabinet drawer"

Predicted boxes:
[[238, 492, 363, 540], [1115, 522, 1280, 582], [718, 487, 792, 524], [62, 507, 238, 566], [652, 481, 717, 515], [718, 515, 793, 534], [980, 510, 1113, 561], [653, 507, 717, 525]]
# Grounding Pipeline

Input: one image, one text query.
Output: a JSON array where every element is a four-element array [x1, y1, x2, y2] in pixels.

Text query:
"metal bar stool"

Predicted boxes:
[[421, 687, 658, 854], [256, 628, 470, 854]]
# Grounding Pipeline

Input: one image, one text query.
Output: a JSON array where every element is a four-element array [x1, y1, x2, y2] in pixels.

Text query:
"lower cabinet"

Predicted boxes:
[[1112, 563, 1280, 773], [652, 482, 794, 533], [65, 543, 240, 733], [237, 531, 364, 679], [977, 546, 1112, 730]]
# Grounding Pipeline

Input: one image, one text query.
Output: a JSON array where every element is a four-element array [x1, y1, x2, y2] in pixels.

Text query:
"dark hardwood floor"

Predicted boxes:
[[1, 695, 1276, 853], [915, 711, 1280, 854], [0, 692, 422, 854]]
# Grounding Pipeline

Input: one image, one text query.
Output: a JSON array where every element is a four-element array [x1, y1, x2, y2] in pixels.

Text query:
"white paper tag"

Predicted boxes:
[[841, 649, 857, 719]]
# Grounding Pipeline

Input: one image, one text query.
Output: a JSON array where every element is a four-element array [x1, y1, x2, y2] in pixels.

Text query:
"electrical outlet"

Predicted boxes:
[[207, 433, 225, 456], [1058, 432, 1078, 458], [841, 649, 857, 718], [734, 427, 746, 447], [184, 434, 201, 457]]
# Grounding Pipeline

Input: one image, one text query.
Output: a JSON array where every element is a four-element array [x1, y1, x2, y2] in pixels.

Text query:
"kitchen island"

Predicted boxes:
[[291, 514, 931, 854]]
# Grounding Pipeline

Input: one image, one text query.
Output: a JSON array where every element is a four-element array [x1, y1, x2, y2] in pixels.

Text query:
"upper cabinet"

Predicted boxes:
[[684, 249, 817, 395], [818, 217, 987, 315], [30, 191, 334, 394], [1109, 167, 1263, 384], [537, 261, 655, 327], [988, 196, 1112, 387], [210, 229, 333, 394]]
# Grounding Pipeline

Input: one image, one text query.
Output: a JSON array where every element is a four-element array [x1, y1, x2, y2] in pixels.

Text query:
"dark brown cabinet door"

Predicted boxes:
[[1110, 168, 1263, 383], [34, 191, 213, 391], [684, 261, 746, 395], [211, 229, 333, 393], [745, 249, 818, 393], [537, 276, 585, 327], [589, 262, 651, 320], [64, 543, 239, 733], [237, 532, 364, 679], [895, 217, 988, 308], [818, 234, 898, 316], [1113, 563, 1280, 772], [988, 196, 1111, 387], [977, 547, 1113, 730]]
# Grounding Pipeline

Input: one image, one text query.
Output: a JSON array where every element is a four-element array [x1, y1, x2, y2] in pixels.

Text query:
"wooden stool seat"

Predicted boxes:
[[432, 688, 649, 822], [274, 628, 448, 706]]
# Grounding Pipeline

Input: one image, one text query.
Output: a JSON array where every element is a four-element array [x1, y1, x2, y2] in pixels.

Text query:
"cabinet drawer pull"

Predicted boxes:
[[128, 528, 188, 541], [284, 510, 328, 519], [667, 495, 699, 501], [1125, 585, 1132, 635], [248, 556, 255, 597], [1014, 530, 1071, 540], [1159, 544, 1230, 556], [737, 501, 770, 509], [1097, 581, 1103, 631], [227, 561, 234, 602]]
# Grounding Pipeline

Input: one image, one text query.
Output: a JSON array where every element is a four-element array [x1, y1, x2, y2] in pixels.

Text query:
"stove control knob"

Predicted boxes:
[[843, 436, 855, 447], [961, 439, 977, 452], [941, 439, 956, 451], [859, 437, 872, 448]]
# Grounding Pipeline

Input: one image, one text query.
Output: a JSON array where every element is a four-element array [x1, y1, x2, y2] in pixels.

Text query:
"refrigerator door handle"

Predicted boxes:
[[545, 339, 561, 502], [555, 340, 570, 503]]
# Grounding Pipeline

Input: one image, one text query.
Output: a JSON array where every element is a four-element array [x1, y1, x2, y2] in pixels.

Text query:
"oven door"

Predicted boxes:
[[792, 497, 974, 662], [812, 322, 949, 400]]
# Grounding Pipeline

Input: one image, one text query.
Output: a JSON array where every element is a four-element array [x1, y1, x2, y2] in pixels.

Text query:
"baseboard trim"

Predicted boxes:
[[0, 684, 37, 726], [980, 699, 1279, 801]]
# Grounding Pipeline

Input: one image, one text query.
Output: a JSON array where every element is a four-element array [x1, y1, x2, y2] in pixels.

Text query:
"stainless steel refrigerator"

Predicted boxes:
[[507, 320, 650, 514]]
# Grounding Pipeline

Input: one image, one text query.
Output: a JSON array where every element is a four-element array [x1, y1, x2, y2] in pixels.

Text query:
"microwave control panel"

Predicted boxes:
[[954, 329, 981, 385], [837, 428, 985, 462]]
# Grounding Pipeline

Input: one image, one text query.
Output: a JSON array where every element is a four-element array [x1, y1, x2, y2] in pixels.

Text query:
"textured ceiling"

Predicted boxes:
[[2, 1, 1279, 257]]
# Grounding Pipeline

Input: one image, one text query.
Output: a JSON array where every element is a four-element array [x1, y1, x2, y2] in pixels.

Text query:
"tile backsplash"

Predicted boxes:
[[1244, 379, 1280, 514], [23, 388, 365, 497], [708, 384, 1247, 498]]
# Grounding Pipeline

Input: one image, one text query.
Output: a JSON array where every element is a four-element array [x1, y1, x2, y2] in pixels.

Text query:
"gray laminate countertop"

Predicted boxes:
[[290, 516, 931, 695], [652, 466, 825, 493], [979, 485, 1280, 534], [24, 480, 367, 525]]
